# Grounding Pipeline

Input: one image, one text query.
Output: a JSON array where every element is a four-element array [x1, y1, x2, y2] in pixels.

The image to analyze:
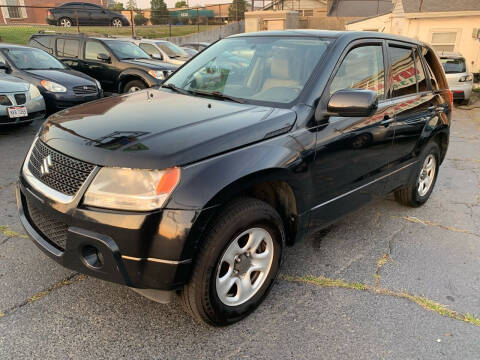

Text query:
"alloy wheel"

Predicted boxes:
[[127, 86, 142, 92], [112, 18, 122, 27], [60, 18, 72, 27], [215, 227, 274, 306], [417, 154, 436, 197]]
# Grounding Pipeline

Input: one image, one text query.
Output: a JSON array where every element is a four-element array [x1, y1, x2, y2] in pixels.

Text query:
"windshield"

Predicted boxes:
[[104, 40, 150, 60], [4, 48, 65, 70], [165, 36, 331, 105], [440, 58, 466, 73], [156, 42, 189, 58]]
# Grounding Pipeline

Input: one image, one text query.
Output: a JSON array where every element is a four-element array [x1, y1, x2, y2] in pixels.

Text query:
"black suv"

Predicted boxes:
[[46, 2, 130, 27], [17, 31, 451, 326], [29, 33, 178, 93]]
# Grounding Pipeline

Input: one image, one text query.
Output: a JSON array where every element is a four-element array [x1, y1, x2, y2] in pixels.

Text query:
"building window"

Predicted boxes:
[[302, 9, 313, 17], [431, 32, 457, 52], [1, 0, 26, 19]]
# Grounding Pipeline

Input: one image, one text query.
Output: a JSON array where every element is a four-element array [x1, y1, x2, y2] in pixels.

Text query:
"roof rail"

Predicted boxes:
[[37, 30, 88, 37]]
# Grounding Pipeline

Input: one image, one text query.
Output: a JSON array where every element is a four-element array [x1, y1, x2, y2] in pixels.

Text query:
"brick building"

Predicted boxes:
[[0, 0, 103, 24]]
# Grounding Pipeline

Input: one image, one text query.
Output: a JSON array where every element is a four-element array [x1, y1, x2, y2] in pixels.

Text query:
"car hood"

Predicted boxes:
[[39, 89, 297, 169], [0, 75, 29, 92], [122, 59, 178, 71], [25, 69, 96, 87]]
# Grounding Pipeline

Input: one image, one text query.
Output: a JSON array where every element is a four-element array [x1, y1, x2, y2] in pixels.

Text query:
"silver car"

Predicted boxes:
[[0, 74, 45, 125], [439, 52, 473, 104], [129, 39, 191, 66]]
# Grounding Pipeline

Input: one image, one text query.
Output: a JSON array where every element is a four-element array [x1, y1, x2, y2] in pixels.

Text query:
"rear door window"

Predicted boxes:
[[56, 38, 80, 58], [413, 48, 428, 92], [329, 44, 385, 99], [29, 36, 53, 54], [389, 46, 417, 97]]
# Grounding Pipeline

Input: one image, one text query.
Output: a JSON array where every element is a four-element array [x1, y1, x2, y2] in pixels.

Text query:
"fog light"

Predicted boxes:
[[82, 245, 104, 269]]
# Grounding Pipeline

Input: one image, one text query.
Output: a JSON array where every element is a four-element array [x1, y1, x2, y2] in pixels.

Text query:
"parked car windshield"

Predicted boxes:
[[104, 40, 151, 60], [156, 42, 189, 58], [3, 48, 65, 70], [440, 58, 466, 73], [164, 36, 332, 104]]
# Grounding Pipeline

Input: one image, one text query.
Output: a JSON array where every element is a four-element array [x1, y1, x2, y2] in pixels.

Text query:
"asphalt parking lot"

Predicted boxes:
[[0, 107, 479, 359]]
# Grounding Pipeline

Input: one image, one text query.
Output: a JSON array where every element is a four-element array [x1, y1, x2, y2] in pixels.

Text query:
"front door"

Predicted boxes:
[[309, 41, 395, 229], [81, 40, 117, 92]]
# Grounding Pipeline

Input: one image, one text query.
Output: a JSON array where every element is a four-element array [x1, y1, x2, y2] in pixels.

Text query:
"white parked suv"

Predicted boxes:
[[128, 38, 191, 66], [439, 52, 473, 104]]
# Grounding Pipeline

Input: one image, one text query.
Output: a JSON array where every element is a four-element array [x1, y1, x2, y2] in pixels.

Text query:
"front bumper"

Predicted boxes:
[[42, 90, 103, 113], [16, 174, 196, 291], [0, 95, 46, 125]]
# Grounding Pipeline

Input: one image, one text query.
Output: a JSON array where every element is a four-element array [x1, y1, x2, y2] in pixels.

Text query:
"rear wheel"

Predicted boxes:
[[394, 142, 440, 207], [124, 80, 146, 93], [181, 198, 285, 326], [111, 18, 123, 27], [59, 17, 72, 27]]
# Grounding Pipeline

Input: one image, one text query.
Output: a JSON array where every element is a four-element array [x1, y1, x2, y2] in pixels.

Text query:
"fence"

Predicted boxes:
[[0, 5, 245, 45]]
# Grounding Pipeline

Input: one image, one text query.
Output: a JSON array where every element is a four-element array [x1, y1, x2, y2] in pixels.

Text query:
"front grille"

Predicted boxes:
[[14, 93, 26, 105], [73, 85, 97, 95], [28, 140, 95, 196], [26, 197, 68, 251]]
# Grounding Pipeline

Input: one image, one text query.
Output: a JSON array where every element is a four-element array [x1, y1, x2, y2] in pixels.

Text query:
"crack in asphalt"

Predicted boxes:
[[0, 225, 28, 239], [397, 216, 480, 238], [282, 275, 480, 328], [0, 273, 86, 320]]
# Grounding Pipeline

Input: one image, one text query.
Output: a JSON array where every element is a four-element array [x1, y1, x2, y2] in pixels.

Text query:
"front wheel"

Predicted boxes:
[[394, 142, 440, 207], [181, 198, 285, 326], [123, 80, 146, 93]]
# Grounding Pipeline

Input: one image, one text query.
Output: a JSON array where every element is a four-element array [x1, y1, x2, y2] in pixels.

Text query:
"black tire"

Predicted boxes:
[[123, 80, 146, 93], [58, 17, 72, 27], [181, 197, 285, 326], [394, 142, 440, 207]]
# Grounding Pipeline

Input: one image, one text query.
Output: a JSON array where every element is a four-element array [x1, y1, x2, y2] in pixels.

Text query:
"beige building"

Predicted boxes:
[[345, 0, 480, 73]]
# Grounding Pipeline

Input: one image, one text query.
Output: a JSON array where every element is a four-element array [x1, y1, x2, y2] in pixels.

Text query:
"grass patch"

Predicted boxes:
[[284, 274, 480, 328], [0, 25, 214, 45], [0, 225, 27, 239]]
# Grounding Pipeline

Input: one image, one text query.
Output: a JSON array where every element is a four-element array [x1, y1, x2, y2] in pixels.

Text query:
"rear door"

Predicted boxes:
[[80, 40, 117, 91], [383, 42, 436, 191], [55, 37, 81, 70], [309, 40, 396, 228]]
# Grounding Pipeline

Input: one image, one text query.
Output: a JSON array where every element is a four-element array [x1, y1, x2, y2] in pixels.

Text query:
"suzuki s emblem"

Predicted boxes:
[[40, 155, 53, 177]]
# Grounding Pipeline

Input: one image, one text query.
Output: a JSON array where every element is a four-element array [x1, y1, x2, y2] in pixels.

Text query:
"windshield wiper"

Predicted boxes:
[[161, 83, 191, 95], [189, 90, 246, 104]]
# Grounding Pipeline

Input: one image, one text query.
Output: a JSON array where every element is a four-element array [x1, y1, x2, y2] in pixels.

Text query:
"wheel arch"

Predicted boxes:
[[117, 70, 152, 93]]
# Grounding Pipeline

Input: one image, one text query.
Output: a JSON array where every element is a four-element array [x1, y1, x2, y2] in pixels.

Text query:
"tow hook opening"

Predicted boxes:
[[82, 245, 104, 269]]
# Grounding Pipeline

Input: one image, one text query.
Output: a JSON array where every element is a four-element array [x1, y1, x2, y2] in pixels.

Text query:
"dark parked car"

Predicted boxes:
[[17, 30, 451, 326], [0, 44, 102, 114], [28, 33, 178, 93], [46, 2, 130, 27]]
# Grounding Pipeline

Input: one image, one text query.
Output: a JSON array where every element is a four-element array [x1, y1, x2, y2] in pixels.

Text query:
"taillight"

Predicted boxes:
[[47, 10, 52, 16], [447, 90, 453, 106]]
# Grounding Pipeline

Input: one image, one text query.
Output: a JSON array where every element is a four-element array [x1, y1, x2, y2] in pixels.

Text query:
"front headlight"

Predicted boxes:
[[148, 70, 166, 80], [40, 80, 67, 93], [83, 167, 180, 211], [29, 84, 42, 98]]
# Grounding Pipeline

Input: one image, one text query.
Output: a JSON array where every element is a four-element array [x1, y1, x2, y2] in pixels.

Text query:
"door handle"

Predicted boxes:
[[380, 115, 394, 126]]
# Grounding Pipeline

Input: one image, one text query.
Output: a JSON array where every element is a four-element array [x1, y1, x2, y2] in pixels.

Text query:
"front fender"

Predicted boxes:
[[117, 69, 157, 91], [165, 135, 315, 214]]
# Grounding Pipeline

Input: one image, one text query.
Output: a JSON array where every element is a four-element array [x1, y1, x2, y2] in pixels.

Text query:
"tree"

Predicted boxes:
[[134, 11, 148, 25], [150, 0, 169, 25], [125, 0, 137, 10], [174, 1, 188, 8], [229, 0, 248, 21], [107, 0, 123, 10]]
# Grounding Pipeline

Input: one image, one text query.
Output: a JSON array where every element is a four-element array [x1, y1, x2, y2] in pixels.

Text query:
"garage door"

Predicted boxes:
[[266, 19, 285, 30]]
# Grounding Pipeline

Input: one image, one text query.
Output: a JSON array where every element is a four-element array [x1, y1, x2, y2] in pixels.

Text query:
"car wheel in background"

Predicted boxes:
[[111, 18, 123, 27], [394, 142, 440, 207], [59, 17, 72, 27], [181, 197, 285, 326], [124, 80, 146, 93]]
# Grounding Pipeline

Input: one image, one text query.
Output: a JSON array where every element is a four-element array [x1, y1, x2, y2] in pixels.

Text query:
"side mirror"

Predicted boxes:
[[97, 53, 111, 63], [326, 89, 378, 118], [151, 53, 163, 60], [0, 61, 10, 71]]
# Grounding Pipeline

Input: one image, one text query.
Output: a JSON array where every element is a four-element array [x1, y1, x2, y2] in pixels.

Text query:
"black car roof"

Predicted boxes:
[[229, 30, 425, 46], [0, 43, 38, 49]]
